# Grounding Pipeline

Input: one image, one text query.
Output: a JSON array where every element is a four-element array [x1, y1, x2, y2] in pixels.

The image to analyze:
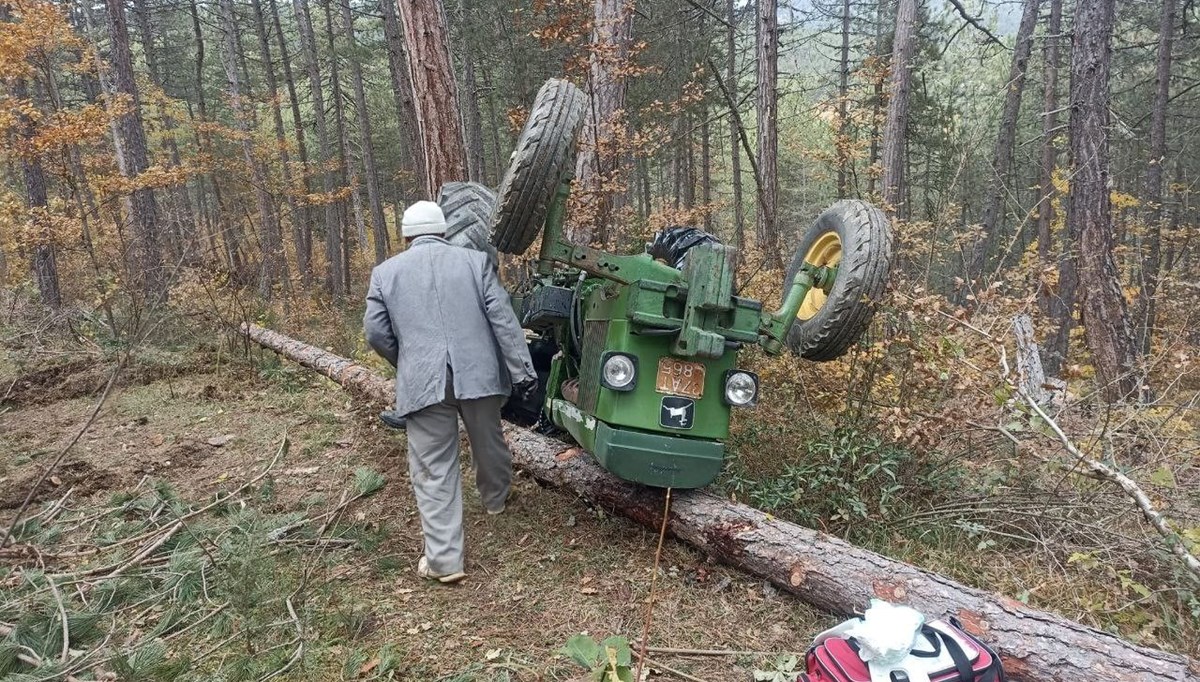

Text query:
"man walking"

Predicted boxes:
[[364, 201, 536, 584]]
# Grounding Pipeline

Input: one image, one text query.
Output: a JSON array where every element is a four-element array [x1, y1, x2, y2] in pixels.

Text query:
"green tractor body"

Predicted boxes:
[[437, 79, 892, 491], [507, 182, 833, 489]]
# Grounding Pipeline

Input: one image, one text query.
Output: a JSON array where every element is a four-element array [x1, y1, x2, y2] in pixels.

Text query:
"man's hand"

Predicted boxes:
[[514, 378, 539, 403]]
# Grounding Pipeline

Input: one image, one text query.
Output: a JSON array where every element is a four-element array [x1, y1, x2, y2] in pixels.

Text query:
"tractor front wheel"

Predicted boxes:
[[490, 79, 587, 255], [783, 200, 892, 361]]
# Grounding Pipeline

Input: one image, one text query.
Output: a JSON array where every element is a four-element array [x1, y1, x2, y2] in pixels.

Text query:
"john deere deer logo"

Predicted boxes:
[[660, 397, 694, 429]]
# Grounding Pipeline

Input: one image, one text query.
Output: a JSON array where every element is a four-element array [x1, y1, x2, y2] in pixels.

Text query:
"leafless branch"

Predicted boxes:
[[103, 521, 184, 581], [50, 436, 288, 579], [705, 57, 770, 221], [1021, 392, 1200, 582], [633, 650, 711, 682], [945, 0, 1007, 49], [47, 575, 70, 662], [258, 596, 304, 681], [681, 0, 732, 29]]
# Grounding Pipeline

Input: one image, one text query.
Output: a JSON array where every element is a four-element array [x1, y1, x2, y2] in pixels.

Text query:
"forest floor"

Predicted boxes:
[[0, 354, 834, 680]]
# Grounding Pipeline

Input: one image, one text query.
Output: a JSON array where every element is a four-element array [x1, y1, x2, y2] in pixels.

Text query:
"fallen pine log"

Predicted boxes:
[[241, 323, 1199, 682]]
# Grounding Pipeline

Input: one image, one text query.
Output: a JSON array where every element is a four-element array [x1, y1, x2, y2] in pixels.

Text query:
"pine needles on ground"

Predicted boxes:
[[0, 442, 391, 681]]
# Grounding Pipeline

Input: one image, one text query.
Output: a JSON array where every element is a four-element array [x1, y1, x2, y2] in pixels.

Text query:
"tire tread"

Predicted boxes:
[[783, 200, 893, 361], [491, 79, 587, 255]]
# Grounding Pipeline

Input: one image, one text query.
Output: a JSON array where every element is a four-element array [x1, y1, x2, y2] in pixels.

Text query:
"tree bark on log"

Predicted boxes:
[[239, 323, 1199, 682]]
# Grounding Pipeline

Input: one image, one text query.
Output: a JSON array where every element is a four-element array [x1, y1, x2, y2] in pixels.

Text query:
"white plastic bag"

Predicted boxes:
[[811, 599, 929, 682]]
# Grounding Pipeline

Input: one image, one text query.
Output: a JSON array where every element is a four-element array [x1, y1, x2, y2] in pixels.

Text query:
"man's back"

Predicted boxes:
[[364, 236, 533, 416]]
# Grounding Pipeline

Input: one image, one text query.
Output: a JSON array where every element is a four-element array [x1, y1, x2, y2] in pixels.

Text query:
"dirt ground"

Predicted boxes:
[[0, 359, 834, 680]]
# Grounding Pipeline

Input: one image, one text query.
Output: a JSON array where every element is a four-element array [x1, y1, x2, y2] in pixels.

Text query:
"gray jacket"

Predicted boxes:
[[364, 236, 535, 416]]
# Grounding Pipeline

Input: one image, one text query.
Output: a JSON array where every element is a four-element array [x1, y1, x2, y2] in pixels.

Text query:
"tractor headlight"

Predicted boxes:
[[601, 353, 638, 391], [723, 370, 759, 407]]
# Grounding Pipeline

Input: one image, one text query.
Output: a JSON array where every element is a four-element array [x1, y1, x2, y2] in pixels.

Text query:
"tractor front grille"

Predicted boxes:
[[577, 320, 609, 413]]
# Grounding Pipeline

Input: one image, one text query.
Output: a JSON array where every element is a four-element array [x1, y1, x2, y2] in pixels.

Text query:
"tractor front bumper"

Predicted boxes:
[[549, 398, 724, 489]]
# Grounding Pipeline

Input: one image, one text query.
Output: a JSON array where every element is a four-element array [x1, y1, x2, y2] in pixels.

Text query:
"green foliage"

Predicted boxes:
[[109, 641, 189, 682], [0, 464, 398, 681], [353, 466, 387, 497], [724, 427, 961, 530], [255, 358, 311, 394], [753, 654, 802, 682], [558, 634, 634, 682]]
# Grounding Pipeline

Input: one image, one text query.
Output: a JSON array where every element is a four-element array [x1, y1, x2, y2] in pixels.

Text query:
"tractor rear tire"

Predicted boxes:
[[490, 79, 587, 255], [437, 181, 499, 266], [783, 200, 892, 361]]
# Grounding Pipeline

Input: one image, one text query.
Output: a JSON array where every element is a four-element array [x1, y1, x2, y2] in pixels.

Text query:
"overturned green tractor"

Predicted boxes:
[[436, 79, 892, 490]]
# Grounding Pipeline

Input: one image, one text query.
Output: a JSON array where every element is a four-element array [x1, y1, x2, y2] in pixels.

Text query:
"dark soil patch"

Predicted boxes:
[[1, 358, 98, 406], [0, 459, 117, 509], [1, 357, 209, 408]]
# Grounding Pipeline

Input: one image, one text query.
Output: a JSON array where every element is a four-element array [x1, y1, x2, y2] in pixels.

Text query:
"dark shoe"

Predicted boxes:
[[379, 410, 407, 429]]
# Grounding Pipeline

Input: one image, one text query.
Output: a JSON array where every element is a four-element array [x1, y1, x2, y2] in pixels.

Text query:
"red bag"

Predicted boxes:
[[803, 617, 1006, 682]]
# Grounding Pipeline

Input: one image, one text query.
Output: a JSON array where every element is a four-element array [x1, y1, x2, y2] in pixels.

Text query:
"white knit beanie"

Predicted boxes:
[[401, 201, 448, 238]]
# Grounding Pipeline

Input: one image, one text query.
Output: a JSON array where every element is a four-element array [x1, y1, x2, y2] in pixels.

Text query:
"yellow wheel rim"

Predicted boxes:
[[797, 232, 842, 320]]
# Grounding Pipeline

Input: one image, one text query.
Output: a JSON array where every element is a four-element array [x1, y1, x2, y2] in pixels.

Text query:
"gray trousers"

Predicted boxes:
[[405, 382, 511, 574]]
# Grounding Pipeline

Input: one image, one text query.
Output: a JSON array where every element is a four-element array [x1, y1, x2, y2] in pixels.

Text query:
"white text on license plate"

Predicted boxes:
[[655, 358, 705, 399]]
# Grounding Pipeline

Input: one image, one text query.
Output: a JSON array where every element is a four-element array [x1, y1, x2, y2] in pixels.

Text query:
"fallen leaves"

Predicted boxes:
[[404, 621, 434, 635], [358, 657, 380, 676]]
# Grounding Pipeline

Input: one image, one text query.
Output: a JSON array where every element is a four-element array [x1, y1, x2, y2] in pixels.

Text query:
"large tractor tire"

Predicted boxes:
[[490, 79, 587, 255], [437, 181, 498, 266], [783, 200, 892, 361]]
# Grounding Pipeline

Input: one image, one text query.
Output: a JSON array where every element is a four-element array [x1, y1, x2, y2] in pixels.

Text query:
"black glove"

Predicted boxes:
[[378, 410, 407, 430], [514, 378, 539, 403]]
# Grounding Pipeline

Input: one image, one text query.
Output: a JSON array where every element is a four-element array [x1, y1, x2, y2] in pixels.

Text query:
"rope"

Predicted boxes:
[[634, 487, 672, 681]]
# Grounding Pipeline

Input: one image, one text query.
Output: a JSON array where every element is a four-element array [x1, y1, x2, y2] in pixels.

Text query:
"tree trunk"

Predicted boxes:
[[380, 0, 425, 197], [572, 0, 635, 246], [293, 0, 345, 297], [456, 0, 487, 184], [726, 0, 744, 250], [481, 62, 504, 184], [397, 0, 468, 200], [268, 0, 314, 284], [1067, 0, 1143, 402], [187, 0, 243, 275], [105, 0, 165, 299], [879, 0, 916, 213], [755, 0, 780, 263], [252, 0, 307, 286], [221, 0, 284, 300], [866, 0, 889, 198], [323, 0, 364, 271], [240, 322, 1200, 682], [9, 75, 62, 309], [1134, 0, 1176, 355], [836, 0, 851, 198], [341, 0, 391, 264], [967, 0, 1041, 284], [1036, 0, 1063, 322], [131, 0, 195, 262]]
